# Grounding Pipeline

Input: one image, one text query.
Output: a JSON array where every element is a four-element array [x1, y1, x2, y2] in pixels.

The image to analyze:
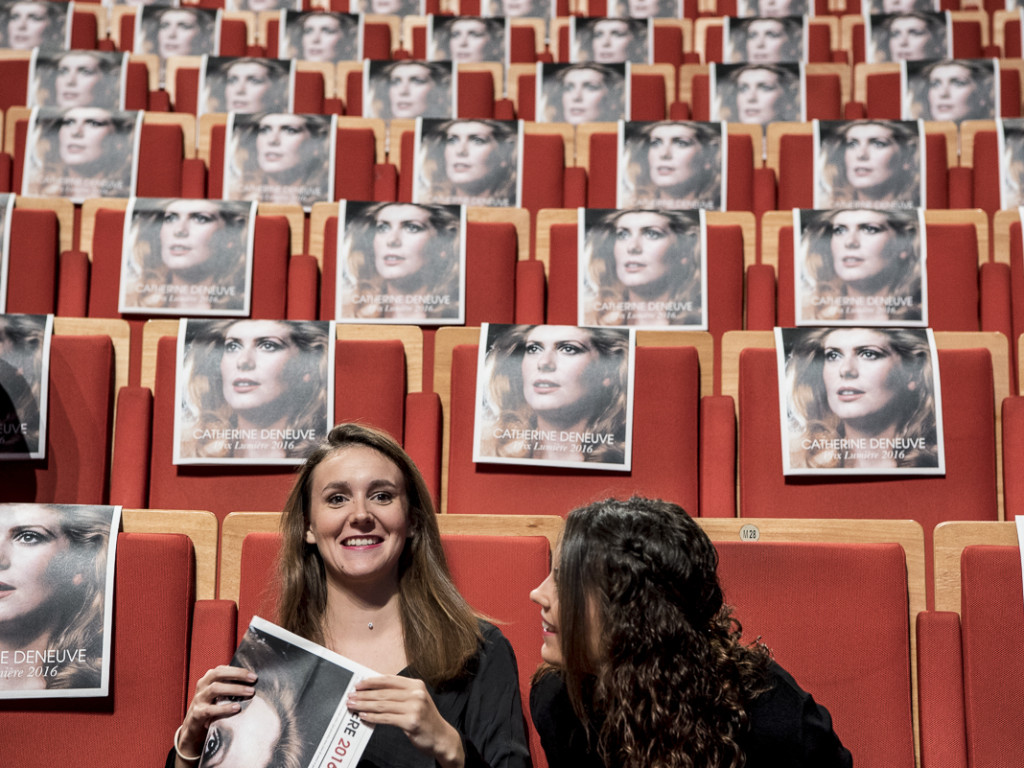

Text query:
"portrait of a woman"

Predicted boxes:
[[430, 16, 506, 63], [581, 208, 705, 328], [528, 496, 853, 767], [366, 60, 454, 120], [225, 113, 334, 209], [168, 422, 532, 767], [349, 0, 421, 14], [0, 503, 117, 694], [781, 326, 941, 471], [539, 62, 627, 125], [202, 56, 292, 116], [0, 0, 67, 50], [23, 106, 141, 203], [607, 0, 679, 17], [714, 63, 802, 126], [483, 0, 551, 17], [725, 16, 804, 64], [0, 314, 47, 457], [798, 208, 923, 324], [120, 198, 254, 315], [815, 119, 921, 209], [999, 117, 1024, 208], [869, 11, 949, 63], [737, 0, 809, 16], [415, 118, 520, 207], [571, 18, 650, 65], [904, 58, 996, 123], [476, 323, 631, 467], [867, 0, 937, 12], [137, 6, 218, 84], [619, 120, 724, 210], [176, 318, 330, 462], [282, 10, 360, 63], [339, 201, 463, 323], [31, 50, 125, 110]]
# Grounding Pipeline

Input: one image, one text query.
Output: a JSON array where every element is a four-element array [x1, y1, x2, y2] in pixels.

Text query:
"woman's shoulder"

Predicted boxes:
[[742, 661, 853, 768]]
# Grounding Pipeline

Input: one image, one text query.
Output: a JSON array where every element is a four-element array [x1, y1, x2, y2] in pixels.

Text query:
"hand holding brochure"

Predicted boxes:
[[199, 616, 376, 768]]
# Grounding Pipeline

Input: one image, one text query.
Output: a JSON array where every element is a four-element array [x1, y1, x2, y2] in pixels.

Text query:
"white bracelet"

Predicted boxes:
[[174, 725, 202, 763]]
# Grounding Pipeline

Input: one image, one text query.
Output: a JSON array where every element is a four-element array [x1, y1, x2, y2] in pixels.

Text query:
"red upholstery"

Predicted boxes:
[[234, 530, 552, 768], [698, 23, 833, 63], [3, 209, 60, 314], [444, 343, 701, 516], [262, 18, 394, 60], [715, 540, 914, 768], [581, 129, 758, 212], [0, 334, 115, 504], [916, 610, 968, 768], [848, 19, 985, 64], [512, 70, 670, 121], [0, 59, 150, 112], [733, 346, 999, 606], [117, 15, 249, 56], [776, 130, 951, 210], [768, 220, 1010, 334], [689, 71, 842, 121], [115, 334, 415, 520], [958, 545, 1024, 766], [544, 217, 745, 392], [861, 68, 1021, 120], [170, 67, 327, 115], [0, 532, 196, 767]]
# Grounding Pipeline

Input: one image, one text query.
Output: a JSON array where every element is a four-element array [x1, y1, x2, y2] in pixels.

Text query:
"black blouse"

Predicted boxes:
[[529, 661, 853, 768]]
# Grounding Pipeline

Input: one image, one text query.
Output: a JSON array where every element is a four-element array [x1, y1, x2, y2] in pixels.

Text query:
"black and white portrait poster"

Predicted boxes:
[[472, 323, 636, 471], [0, 0, 71, 51], [28, 49, 127, 110], [711, 62, 804, 126], [537, 61, 630, 124], [413, 118, 523, 207], [862, 0, 938, 13], [997, 118, 1024, 209], [347, 0, 423, 14], [428, 15, 508, 64], [0, 195, 13, 313], [794, 208, 927, 326], [363, 60, 456, 121], [617, 120, 727, 211], [480, 0, 551, 17], [0, 503, 120, 699], [813, 119, 925, 210], [173, 317, 335, 465], [227, 0, 299, 10], [866, 11, 952, 63], [775, 325, 945, 475], [223, 113, 336, 210], [198, 617, 375, 768], [279, 10, 362, 64], [0, 313, 51, 460], [736, 0, 811, 17], [21, 107, 142, 204], [135, 6, 221, 86], [902, 58, 998, 123], [117, 198, 257, 316], [570, 17, 652, 65], [335, 200, 466, 325], [578, 207, 708, 329], [198, 55, 295, 117], [723, 16, 807, 64], [606, 0, 681, 18]]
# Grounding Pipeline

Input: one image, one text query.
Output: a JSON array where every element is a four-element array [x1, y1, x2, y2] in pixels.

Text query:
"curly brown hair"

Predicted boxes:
[[556, 496, 773, 768]]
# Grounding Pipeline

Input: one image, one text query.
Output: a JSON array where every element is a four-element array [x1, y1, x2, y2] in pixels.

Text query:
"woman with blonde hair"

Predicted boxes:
[[817, 119, 920, 209], [800, 208, 922, 323], [340, 201, 461, 322], [620, 120, 723, 210], [784, 326, 938, 469], [541, 62, 625, 124], [582, 208, 702, 327], [417, 119, 518, 207], [168, 422, 532, 768], [480, 325, 629, 464], [368, 60, 453, 120], [907, 58, 995, 123]]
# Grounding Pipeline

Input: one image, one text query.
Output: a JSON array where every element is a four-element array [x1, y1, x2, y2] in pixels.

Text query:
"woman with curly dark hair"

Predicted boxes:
[[529, 496, 853, 768]]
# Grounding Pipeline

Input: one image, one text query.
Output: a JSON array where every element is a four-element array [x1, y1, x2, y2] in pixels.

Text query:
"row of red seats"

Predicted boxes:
[[0, 513, 1017, 768]]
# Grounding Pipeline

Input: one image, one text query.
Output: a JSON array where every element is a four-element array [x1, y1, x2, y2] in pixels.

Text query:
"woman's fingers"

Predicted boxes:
[[178, 666, 258, 754]]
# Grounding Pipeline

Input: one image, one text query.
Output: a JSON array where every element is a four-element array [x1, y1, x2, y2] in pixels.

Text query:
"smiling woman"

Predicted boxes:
[[167, 423, 532, 768]]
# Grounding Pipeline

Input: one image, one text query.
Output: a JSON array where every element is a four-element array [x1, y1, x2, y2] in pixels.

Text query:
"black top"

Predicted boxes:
[[167, 622, 532, 768], [529, 661, 853, 768]]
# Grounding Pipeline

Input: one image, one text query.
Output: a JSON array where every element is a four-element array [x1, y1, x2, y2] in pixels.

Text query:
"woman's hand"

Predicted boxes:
[[348, 675, 466, 768], [174, 665, 257, 765]]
